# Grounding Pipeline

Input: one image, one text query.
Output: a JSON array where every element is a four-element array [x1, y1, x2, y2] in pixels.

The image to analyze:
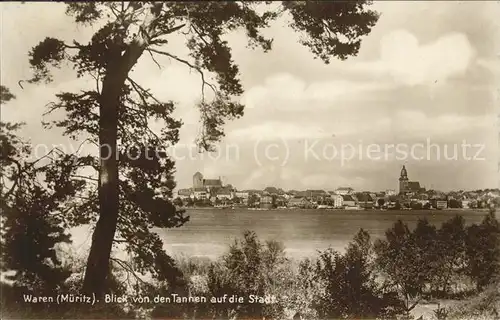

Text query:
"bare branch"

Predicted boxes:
[[126, 76, 162, 105], [28, 147, 65, 167], [70, 175, 98, 182], [42, 102, 60, 117], [165, 23, 186, 35], [107, 3, 121, 21], [127, 77, 154, 111], [190, 24, 211, 48], [74, 137, 99, 155], [90, 72, 101, 94], [147, 48, 217, 102], [147, 49, 162, 70], [110, 257, 149, 286], [62, 41, 83, 50], [150, 23, 186, 42]]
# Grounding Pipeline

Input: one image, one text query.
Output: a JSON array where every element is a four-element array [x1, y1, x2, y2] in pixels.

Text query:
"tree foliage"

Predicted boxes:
[[206, 231, 291, 319], [375, 214, 500, 317], [150, 230, 292, 319], [1, 86, 77, 317], [1, 86, 71, 289], [466, 212, 500, 291], [374, 220, 428, 315], [313, 229, 404, 319]]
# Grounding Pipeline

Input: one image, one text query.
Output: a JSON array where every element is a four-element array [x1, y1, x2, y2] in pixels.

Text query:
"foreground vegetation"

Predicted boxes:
[[1, 211, 499, 319]]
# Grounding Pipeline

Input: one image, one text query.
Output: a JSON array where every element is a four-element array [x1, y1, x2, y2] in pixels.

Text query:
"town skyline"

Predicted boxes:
[[174, 167, 499, 211], [175, 164, 496, 194]]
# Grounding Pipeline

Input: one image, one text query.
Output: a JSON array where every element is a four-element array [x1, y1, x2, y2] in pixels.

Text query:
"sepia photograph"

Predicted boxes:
[[0, 1, 499, 319]]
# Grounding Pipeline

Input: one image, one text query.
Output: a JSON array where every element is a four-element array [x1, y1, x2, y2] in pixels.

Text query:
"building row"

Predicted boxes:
[[175, 171, 500, 209]]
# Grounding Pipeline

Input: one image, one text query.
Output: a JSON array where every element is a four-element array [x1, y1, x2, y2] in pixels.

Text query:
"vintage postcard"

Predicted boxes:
[[1, 1, 499, 319]]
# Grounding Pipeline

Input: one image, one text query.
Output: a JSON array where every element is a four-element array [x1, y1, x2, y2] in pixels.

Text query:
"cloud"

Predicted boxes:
[[301, 174, 329, 188], [228, 121, 331, 141], [354, 30, 475, 86], [241, 73, 392, 111], [477, 58, 500, 75], [237, 166, 302, 190], [386, 110, 493, 140]]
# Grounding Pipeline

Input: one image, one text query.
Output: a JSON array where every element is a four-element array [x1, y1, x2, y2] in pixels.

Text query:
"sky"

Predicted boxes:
[[1, 1, 499, 193]]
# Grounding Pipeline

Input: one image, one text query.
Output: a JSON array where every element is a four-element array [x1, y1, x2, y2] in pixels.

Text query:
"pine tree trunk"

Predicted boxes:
[[82, 71, 121, 297], [82, 42, 145, 297]]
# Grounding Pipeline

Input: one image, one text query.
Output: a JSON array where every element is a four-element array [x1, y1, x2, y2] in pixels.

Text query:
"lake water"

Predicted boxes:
[[156, 209, 489, 260]]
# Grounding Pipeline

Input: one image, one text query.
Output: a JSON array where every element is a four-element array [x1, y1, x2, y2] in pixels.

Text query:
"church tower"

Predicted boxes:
[[193, 172, 204, 189], [399, 165, 409, 195]]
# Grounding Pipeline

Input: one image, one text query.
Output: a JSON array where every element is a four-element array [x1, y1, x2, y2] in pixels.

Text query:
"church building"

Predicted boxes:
[[193, 172, 223, 191], [399, 165, 425, 195]]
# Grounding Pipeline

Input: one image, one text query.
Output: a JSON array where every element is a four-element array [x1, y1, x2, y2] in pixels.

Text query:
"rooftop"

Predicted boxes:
[[342, 195, 355, 201], [204, 179, 222, 186]]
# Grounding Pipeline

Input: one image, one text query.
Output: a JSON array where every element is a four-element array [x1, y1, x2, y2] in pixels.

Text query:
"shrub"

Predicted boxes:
[[151, 231, 292, 319], [433, 215, 468, 296], [374, 220, 427, 316], [465, 212, 500, 291], [313, 229, 404, 319], [206, 231, 291, 319]]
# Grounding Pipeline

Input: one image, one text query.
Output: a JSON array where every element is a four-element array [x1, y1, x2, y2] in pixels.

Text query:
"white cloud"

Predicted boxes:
[[364, 110, 494, 143], [355, 30, 475, 86], [239, 166, 302, 190], [241, 73, 391, 111], [477, 59, 500, 75], [301, 174, 329, 188], [240, 167, 270, 188], [228, 121, 331, 141]]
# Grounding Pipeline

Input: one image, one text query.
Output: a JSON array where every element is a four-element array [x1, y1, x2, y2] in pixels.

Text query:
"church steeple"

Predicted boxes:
[[400, 165, 408, 179], [399, 165, 409, 195]]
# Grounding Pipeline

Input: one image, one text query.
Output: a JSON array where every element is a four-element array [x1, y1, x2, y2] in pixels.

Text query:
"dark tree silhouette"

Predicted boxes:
[[0, 86, 77, 316], [27, 1, 379, 297], [377, 198, 385, 208], [0, 85, 15, 103], [435, 215, 468, 294], [172, 197, 184, 207], [247, 193, 260, 208], [466, 212, 500, 291], [374, 220, 425, 315], [313, 229, 404, 319]]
